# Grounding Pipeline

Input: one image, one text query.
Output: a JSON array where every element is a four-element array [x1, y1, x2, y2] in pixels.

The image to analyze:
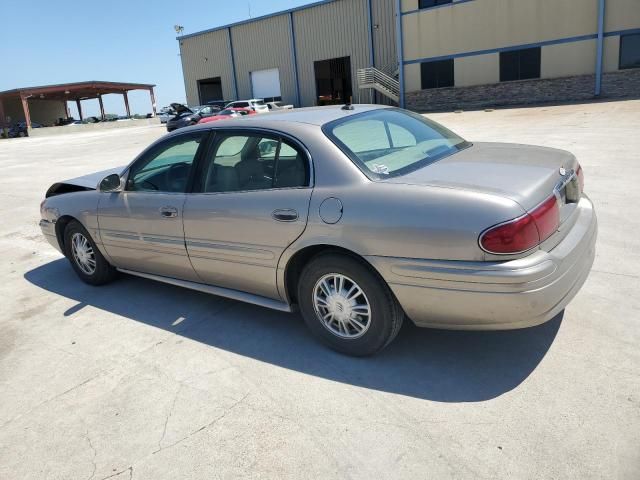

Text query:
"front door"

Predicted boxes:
[[98, 131, 208, 281], [183, 131, 313, 299]]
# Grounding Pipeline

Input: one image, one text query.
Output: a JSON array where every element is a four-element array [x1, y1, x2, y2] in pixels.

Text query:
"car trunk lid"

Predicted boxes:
[[384, 142, 578, 212]]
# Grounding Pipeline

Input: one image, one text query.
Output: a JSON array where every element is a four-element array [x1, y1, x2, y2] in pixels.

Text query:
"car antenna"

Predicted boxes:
[[341, 102, 354, 111]]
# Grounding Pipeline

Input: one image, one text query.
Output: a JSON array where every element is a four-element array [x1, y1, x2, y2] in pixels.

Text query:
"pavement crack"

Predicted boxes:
[[157, 384, 182, 451], [85, 429, 98, 480], [591, 269, 640, 279], [152, 392, 250, 455], [99, 466, 132, 480], [0, 373, 102, 431]]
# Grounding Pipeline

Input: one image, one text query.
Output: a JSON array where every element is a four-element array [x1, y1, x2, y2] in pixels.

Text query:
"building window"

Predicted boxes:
[[500, 47, 541, 82], [421, 59, 454, 89], [620, 34, 640, 69], [419, 0, 452, 9]]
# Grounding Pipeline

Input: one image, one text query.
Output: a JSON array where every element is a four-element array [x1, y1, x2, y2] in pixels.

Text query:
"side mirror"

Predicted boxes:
[[99, 173, 122, 192]]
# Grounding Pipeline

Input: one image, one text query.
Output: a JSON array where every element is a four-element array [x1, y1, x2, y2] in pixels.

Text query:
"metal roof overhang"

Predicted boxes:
[[0, 81, 156, 101]]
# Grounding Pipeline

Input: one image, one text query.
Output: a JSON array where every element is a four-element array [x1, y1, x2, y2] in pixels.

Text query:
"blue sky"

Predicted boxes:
[[1, 0, 315, 117]]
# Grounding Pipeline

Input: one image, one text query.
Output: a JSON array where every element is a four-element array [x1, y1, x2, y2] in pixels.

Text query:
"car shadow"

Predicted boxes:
[[24, 259, 563, 403]]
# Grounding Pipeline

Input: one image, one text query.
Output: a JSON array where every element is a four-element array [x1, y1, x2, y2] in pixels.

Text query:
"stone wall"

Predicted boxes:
[[405, 69, 640, 112]]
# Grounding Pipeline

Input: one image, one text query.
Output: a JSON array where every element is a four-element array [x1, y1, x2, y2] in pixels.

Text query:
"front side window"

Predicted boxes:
[[323, 109, 469, 178], [421, 59, 454, 89], [500, 47, 541, 82], [620, 33, 640, 69], [419, 0, 452, 9], [198, 133, 309, 193], [127, 133, 206, 192]]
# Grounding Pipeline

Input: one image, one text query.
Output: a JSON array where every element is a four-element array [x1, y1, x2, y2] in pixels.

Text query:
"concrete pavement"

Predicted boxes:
[[0, 102, 638, 479]]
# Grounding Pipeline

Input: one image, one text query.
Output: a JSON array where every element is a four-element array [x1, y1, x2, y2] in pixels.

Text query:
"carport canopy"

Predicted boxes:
[[0, 80, 157, 129]]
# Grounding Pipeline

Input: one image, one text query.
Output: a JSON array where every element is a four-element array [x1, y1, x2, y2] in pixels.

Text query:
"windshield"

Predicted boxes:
[[251, 100, 265, 106], [323, 108, 470, 178]]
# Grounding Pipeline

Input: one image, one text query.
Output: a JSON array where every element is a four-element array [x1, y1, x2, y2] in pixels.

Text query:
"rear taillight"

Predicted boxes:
[[480, 195, 560, 255], [576, 164, 584, 192]]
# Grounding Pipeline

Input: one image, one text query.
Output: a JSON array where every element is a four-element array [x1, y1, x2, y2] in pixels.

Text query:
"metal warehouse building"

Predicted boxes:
[[178, 0, 640, 111]]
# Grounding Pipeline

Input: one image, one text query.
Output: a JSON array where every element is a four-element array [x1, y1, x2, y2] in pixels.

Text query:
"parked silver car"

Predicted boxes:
[[39, 105, 597, 356]]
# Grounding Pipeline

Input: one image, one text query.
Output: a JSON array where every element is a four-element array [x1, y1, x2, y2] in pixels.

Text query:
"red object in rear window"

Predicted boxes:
[[480, 195, 560, 254]]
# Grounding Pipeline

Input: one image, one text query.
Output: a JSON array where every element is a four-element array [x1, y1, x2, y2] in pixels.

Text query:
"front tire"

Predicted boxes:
[[298, 253, 404, 356], [64, 220, 117, 286]]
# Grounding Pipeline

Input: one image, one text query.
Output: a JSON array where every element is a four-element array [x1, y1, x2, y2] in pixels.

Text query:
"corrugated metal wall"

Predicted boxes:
[[178, 0, 398, 107], [179, 29, 235, 105], [231, 14, 297, 105], [372, 0, 397, 71], [292, 0, 371, 106]]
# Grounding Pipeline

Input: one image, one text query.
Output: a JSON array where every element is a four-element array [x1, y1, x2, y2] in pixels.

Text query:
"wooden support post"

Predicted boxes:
[[20, 94, 32, 129], [149, 88, 157, 116], [76, 99, 83, 120], [0, 98, 7, 137], [123, 91, 131, 117], [98, 94, 105, 120]]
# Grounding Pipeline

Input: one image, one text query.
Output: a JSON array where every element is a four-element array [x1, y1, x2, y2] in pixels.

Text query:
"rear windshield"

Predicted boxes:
[[323, 108, 470, 178]]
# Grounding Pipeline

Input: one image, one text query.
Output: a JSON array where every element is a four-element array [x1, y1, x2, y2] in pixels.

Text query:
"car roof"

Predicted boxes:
[[219, 104, 391, 127], [166, 104, 392, 140]]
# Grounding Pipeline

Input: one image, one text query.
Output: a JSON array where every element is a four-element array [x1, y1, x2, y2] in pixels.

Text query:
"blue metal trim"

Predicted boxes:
[[367, 0, 375, 67], [289, 12, 301, 108], [403, 27, 640, 66], [177, 0, 338, 40], [403, 33, 599, 65], [402, 0, 475, 16], [395, 0, 405, 108], [595, 0, 606, 96], [604, 27, 640, 37], [227, 28, 239, 101]]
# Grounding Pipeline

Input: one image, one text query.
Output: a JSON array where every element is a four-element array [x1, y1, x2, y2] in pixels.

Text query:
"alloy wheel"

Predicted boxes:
[[313, 273, 372, 339], [71, 232, 96, 275]]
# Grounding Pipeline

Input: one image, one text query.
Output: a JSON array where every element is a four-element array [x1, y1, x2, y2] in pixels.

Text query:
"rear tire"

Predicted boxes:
[[64, 220, 117, 286], [297, 253, 404, 356]]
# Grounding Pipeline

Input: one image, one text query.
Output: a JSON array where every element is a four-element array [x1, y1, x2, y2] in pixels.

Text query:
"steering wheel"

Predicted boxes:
[[165, 163, 190, 192], [138, 179, 158, 191]]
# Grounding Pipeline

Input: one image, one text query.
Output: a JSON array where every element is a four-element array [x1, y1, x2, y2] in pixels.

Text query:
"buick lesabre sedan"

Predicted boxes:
[[39, 105, 597, 356]]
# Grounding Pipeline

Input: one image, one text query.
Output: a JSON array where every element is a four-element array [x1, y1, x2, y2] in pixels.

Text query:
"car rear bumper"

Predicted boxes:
[[366, 196, 597, 330]]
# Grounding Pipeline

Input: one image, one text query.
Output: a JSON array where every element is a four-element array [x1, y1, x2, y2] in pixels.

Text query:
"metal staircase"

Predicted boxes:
[[356, 66, 400, 104]]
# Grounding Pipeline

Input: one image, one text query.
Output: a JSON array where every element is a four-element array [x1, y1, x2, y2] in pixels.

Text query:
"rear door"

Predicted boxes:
[[98, 131, 208, 281], [183, 130, 313, 299]]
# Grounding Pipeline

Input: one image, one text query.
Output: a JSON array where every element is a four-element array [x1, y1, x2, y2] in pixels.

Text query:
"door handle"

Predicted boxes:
[[272, 209, 298, 222], [160, 206, 178, 218]]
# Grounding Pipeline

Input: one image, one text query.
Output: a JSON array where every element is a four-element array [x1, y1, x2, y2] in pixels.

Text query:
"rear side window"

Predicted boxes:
[[323, 109, 469, 178], [198, 134, 309, 193]]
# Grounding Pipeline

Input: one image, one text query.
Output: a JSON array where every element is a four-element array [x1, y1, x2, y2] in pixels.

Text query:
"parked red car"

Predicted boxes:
[[197, 107, 255, 124]]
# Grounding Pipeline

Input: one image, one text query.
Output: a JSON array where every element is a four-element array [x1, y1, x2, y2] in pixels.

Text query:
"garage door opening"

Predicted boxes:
[[198, 77, 223, 105], [314, 56, 352, 106], [250, 68, 282, 102]]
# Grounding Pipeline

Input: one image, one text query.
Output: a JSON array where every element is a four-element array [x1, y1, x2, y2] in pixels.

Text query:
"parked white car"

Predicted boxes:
[[225, 99, 269, 114], [267, 101, 294, 111]]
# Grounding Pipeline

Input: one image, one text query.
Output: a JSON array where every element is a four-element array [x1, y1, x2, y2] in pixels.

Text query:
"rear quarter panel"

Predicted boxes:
[[288, 181, 526, 263]]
